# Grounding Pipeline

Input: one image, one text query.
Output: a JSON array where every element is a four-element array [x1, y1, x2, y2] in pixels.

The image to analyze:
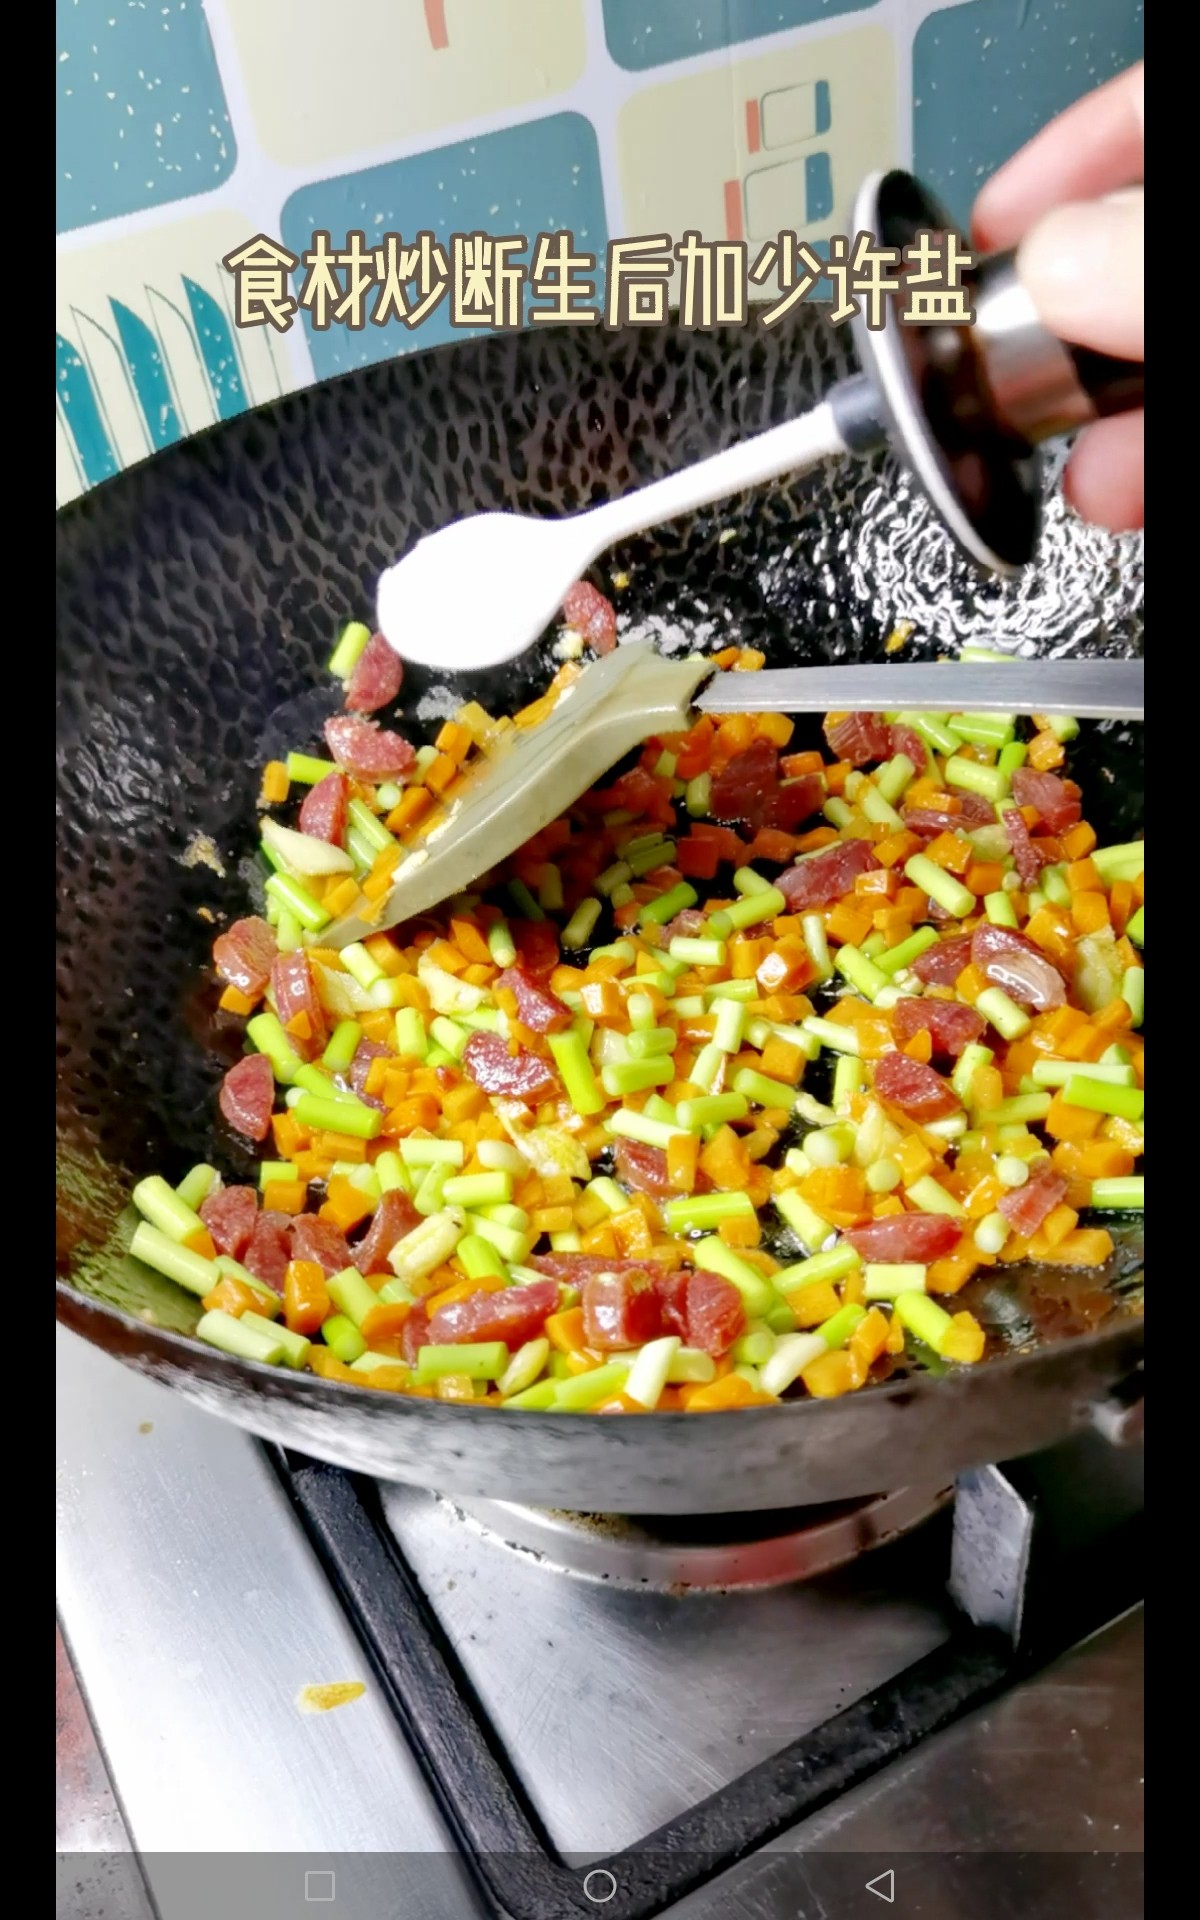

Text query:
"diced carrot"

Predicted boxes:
[[218, 984, 258, 1016], [1024, 902, 1075, 957], [729, 935, 771, 979], [545, 1307, 587, 1353], [260, 760, 290, 805], [965, 861, 1005, 896], [666, 1132, 698, 1193], [683, 1374, 774, 1411], [923, 831, 974, 874], [901, 1027, 933, 1065], [1026, 731, 1066, 771], [699, 1126, 752, 1191], [800, 1164, 866, 1217], [611, 1208, 654, 1258], [1051, 1139, 1135, 1181], [849, 1307, 890, 1369], [969, 1064, 1005, 1112], [202, 1276, 265, 1318], [800, 1349, 866, 1397], [580, 1223, 619, 1258], [955, 963, 988, 1006], [927, 1250, 981, 1295], [786, 1280, 841, 1327], [308, 1348, 361, 1384], [676, 835, 720, 880], [313, 1131, 368, 1162], [1044, 1092, 1103, 1141], [386, 787, 434, 834], [760, 1036, 805, 1083], [825, 900, 874, 947], [284, 1260, 331, 1335], [781, 749, 825, 778], [893, 1135, 934, 1184], [941, 1311, 986, 1362], [1071, 891, 1111, 934], [263, 1180, 308, 1215], [182, 1226, 218, 1260], [1036, 1228, 1115, 1268], [754, 712, 794, 746], [873, 828, 922, 869], [383, 1096, 443, 1137], [317, 1176, 373, 1233]]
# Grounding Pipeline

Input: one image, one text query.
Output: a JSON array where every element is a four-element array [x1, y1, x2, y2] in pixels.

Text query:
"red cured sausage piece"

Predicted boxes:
[[270, 951, 326, 1059], [971, 924, 1066, 1011], [462, 1031, 559, 1103], [511, 921, 560, 980], [777, 838, 880, 909], [344, 632, 404, 713], [614, 1139, 674, 1197], [352, 1188, 421, 1275], [219, 1053, 275, 1141], [426, 1281, 559, 1348], [845, 1214, 963, 1261], [200, 1184, 258, 1259], [889, 723, 928, 770], [1002, 803, 1043, 890], [401, 1303, 431, 1364], [529, 1254, 656, 1282], [999, 1169, 1070, 1238], [910, 933, 972, 986], [323, 715, 417, 780], [242, 1209, 293, 1291], [289, 1215, 352, 1276], [298, 771, 349, 845], [347, 1037, 392, 1109], [213, 917, 277, 998], [892, 996, 986, 1061], [580, 1270, 664, 1350], [824, 712, 892, 767], [654, 1269, 745, 1356], [873, 1049, 960, 1121], [496, 965, 571, 1034], [1010, 767, 1082, 834], [562, 580, 618, 655]]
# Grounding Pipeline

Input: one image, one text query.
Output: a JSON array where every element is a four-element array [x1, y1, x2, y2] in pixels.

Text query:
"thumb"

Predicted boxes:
[[1016, 189, 1144, 360]]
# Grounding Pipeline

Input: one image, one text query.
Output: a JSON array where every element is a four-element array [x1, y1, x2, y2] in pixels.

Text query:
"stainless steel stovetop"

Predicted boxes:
[[56, 1326, 1144, 1920]]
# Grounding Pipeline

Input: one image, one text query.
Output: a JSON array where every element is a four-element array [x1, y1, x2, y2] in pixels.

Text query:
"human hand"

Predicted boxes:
[[972, 62, 1144, 534]]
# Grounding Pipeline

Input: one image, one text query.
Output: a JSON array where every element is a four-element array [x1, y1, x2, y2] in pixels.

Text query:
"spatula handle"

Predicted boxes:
[[578, 400, 847, 552]]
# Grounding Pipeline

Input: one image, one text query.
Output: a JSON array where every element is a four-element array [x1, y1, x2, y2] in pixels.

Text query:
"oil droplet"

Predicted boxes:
[[296, 1682, 366, 1714], [137, 1421, 153, 1434]]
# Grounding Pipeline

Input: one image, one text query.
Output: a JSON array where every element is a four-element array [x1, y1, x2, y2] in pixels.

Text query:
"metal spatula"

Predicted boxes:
[[321, 646, 1142, 946]]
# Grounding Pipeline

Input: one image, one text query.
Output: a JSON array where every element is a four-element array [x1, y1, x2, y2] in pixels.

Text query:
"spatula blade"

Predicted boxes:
[[697, 658, 1143, 720], [322, 643, 711, 947]]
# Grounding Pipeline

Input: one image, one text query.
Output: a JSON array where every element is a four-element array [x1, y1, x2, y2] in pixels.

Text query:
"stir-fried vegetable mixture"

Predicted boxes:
[[129, 612, 1144, 1413]]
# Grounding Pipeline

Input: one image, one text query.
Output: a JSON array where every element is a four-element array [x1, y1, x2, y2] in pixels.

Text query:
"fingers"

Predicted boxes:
[[1016, 188, 1144, 359], [1063, 411, 1144, 534], [971, 62, 1144, 251]]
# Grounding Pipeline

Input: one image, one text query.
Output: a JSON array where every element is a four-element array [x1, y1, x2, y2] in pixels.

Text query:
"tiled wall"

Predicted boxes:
[[56, 0, 1143, 506]]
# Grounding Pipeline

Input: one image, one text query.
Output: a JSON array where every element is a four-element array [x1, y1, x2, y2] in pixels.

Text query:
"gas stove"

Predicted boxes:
[[56, 1326, 1143, 1919]]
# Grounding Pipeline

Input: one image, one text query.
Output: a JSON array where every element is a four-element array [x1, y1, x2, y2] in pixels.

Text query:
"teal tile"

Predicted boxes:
[[281, 115, 608, 378], [56, 0, 236, 235], [602, 1, 879, 72], [914, 0, 1144, 232]]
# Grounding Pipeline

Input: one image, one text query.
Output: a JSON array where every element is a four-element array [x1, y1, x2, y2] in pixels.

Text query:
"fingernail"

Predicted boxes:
[[1016, 193, 1143, 337]]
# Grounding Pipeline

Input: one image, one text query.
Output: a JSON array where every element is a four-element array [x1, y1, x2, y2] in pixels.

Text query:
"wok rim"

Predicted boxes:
[[55, 1272, 1145, 1431]]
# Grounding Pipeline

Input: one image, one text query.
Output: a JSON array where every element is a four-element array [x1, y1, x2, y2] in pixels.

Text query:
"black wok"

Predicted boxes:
[[55, 313, 1144, 1513]]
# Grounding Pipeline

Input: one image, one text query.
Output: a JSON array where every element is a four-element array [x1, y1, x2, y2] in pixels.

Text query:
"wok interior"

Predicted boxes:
[[56, 313, 1144, 1359]]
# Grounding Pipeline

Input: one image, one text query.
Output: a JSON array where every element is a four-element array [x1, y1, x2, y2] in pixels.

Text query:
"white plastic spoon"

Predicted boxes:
[[375, 400, 849, 673]]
